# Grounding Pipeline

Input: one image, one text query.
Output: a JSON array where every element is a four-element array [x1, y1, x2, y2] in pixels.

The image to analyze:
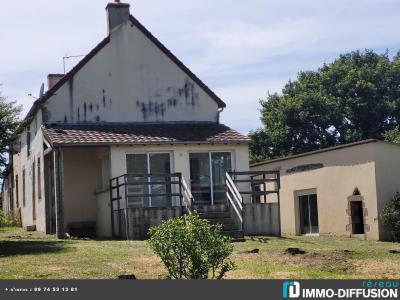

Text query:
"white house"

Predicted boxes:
[[2, 2, 277, 240]]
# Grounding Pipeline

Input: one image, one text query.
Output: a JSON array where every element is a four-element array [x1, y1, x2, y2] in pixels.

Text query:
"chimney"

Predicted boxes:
[[47, 74, 64, 90], [106, 1, 130, 34]]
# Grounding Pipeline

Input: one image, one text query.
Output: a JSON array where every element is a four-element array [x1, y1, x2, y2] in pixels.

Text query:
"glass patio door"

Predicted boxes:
[[189, 152, 232, 205], [149, 153, 172, 207], [126, 153, 171, 207], [299, 193, 319, 234]]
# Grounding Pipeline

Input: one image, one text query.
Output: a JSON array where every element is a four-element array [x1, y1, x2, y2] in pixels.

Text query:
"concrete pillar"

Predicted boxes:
[[54, 148, 65, 238]]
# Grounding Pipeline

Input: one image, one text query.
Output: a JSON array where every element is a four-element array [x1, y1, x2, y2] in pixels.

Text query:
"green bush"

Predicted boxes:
[[381, 193, 400, 242], [0, 210, 21, 228], [148, 213, 235, 279]]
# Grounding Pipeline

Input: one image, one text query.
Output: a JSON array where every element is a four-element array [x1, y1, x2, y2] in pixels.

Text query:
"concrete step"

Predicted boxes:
[[206, 217, 236, 225], [192, 204, 228, 213], [194, 204, 244, 241], [198, 211, 231, 219], [221, 230, 244, 239], [221, 223, 241, 231]]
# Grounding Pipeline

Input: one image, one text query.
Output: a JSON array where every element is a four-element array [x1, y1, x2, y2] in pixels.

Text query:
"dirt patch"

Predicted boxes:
[[355, 260, 400, 278], [281, 251, 354, 272]]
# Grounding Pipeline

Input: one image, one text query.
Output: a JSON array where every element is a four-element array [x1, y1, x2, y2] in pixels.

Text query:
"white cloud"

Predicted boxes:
[[188, 18, 321, 74]]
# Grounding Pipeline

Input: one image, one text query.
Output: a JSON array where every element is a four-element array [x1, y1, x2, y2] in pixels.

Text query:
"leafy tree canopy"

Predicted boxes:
[[0, 88, 22, 172], [250, 49, 400, 162]]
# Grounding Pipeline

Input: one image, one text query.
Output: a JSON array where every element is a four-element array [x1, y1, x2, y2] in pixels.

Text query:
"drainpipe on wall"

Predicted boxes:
[[216, 107, 224, 124], [55, 146, 65, 239]]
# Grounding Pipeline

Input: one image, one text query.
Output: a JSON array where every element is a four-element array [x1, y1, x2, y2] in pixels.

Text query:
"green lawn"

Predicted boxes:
[[0, 227, 399, 279]]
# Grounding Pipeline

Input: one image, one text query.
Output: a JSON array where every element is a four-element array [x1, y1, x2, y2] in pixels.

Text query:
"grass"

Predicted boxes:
[[0, 228, 400, 279]]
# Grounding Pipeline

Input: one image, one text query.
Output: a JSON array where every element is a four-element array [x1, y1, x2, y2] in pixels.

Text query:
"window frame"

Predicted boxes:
[[188, 150, 234, 205]]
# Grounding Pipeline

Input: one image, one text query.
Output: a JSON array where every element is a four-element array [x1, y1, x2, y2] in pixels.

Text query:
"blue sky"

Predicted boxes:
[[1, 0, 400, 133]]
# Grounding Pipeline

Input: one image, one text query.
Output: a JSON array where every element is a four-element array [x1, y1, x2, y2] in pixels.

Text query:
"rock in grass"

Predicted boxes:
[[284, 248, 305, 255], [118, 274, 137, 279], [389, 250, 400, 254]]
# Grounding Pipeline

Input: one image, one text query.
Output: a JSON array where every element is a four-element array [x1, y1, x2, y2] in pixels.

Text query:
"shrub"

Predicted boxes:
[[0, 210, 21, 228], [381, 193, 400, 242], [148, 213, 235, 279]]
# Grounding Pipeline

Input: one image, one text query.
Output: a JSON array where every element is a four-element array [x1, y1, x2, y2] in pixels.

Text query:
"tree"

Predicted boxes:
[[384, 125, 400, 144], [148, 213, 235, 279], [0, 88, 22, 171], [381, 193, 400, 242], [250, 49, 400, 162]]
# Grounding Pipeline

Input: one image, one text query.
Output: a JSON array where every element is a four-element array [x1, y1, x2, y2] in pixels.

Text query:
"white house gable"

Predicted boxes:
[[43, 5, 222, 125]]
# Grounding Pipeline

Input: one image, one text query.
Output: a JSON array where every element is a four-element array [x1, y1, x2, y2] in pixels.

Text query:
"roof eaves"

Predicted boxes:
[[50, 140, 248, 147], [250, 139, 380, 167], [129, 15, 226, 108]]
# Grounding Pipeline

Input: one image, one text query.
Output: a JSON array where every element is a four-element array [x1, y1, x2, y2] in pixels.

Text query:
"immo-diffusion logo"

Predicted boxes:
[[282, 281, 301, 298], [282, 280, 398, 299]]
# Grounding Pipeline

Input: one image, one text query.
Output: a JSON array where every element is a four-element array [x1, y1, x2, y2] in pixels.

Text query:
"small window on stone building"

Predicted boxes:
[[353, 187, 360, 196]]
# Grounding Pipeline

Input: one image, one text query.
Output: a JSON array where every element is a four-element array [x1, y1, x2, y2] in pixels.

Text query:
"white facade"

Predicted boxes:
[[43, 19, 220, 124], [5, 2, 249, 237]]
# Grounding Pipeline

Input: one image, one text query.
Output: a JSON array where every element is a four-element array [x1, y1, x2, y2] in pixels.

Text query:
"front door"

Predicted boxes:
[[299, 193, 319, 234], [126, 153, 171, 207], [189, 152, 232, 205], [350, 201, 364, 234]]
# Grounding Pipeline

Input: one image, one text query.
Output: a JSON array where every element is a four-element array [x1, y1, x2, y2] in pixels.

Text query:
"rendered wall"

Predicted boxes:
[[62, 147, 106, 232], [251, 143, 381, 240], [13, 111, 46, 232], [243, 203, 280, 236], [96, 190, 112, 238], [373, 142, 400, 240], [43, 20, 220, 124]]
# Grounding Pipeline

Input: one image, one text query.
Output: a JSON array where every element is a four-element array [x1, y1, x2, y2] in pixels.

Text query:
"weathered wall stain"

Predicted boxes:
[[135, 78, 200, 121], [58, 78, 201, 123], [83, 103, 87, 121], [42, 107, 49, 123]]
